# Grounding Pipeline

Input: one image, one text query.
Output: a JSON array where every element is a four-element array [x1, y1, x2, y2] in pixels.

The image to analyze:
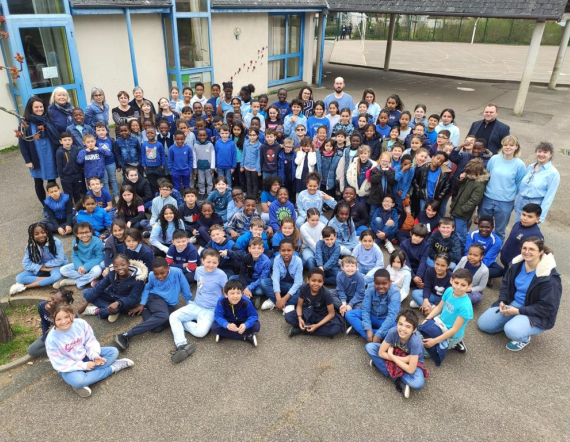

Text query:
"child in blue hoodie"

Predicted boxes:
[[345, 269, 401, 341], [211, 280, 260, 345], [214, 124, 237, 187], [370, 194, 399, 253], [268, 187, 296, 234], [75, 194, 112, 239], [169, 130, 193, 192], [393, 154, 414, 209], [141, 127, 165, 195], [77, 134, 112, 183], [237, 237, 272, 309], [336, 256, 366, 315]]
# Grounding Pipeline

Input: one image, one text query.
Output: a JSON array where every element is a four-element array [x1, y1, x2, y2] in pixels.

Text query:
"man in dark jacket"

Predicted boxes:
[[468, 104, 510, 155]]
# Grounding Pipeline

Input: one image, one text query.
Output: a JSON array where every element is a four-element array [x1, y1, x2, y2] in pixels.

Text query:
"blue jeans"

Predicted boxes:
[[60, 347, 118, 389], [488, 262, 504, 280], [103, 163, 119, 196], [302, 248, 317, 270], [439, 197, 449, 216], [477, 306, 545, 342], [259, 278, 298, 306], [60, 264, 102, 289], [358, 266, 383, 287], [479, 196, 514, 242], [16, 268, 62, 286], [365, 343, 425, 390], [169, 302, 215, 345], [218, 168, 233, 189], [370, 217, 395, 242], [345, 309, 393, 340], [426, 257, 456, 270], [453, 216, 469, 251], [411, 289, 441, 307]]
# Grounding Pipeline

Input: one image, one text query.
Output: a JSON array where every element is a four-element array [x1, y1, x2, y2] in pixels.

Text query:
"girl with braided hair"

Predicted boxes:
[[10, 222, 69, 295]]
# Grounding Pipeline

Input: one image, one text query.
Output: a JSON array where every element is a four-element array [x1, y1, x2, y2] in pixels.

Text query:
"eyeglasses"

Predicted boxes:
[[93, 94, 103, 97], [296, 128, 305, 131]]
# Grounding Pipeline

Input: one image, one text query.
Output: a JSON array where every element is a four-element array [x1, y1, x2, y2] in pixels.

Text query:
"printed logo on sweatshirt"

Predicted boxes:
[[65, 336, 82, 352]]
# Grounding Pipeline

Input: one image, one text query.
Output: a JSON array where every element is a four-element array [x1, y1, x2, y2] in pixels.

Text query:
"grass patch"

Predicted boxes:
[[0, 144, 19, 154], [0, 305, 41, 365]]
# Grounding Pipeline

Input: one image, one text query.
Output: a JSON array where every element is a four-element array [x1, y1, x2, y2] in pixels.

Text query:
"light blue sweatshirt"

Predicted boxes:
[[484, 154, 526, 202], [141, 266, 191, 306]]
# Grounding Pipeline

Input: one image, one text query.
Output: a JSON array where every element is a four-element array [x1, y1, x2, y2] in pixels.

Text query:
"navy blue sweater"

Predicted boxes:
[[500, 222, 543, 268]]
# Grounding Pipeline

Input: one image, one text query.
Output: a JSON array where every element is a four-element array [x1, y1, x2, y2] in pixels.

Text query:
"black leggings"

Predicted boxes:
[[34, 178, 56, 204]]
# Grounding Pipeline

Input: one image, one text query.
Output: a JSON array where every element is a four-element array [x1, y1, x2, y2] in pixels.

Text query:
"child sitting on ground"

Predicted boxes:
[[455, 244, 489, 305], [315, 227, 341, 285], [149, 204, 186, 256], [285, 268, 343, 338], [425, 217, 461, 270], [47, 304, 134, 398], [166, 229, 200, 285], [168, 249, 228, 363], [76, 194, 112, 240], [370, 195, 399, 253], [410, 252, 452, 313], [143, 179, 177, 230], [236, 218, 270, 253], [327, 202, 358, 255], [204, 224, 244, 276], [345, 269, 401, 342], [238, 237, 272, 310], [386, 250, 412, 302], [268, 187, 296, 234], [86, 176, 113, 214], [300, 208, 326, 269], [352, 230, 384, 286], [179, 187, 201, 238], [101, 219, 127, 277], [337, 256, 366, 316], [400, 224, 429, 290], [123, 228, 154, 273], [465, 215, 503, 281], [43, 182, 74, 235], [212, 280, 260, 346]]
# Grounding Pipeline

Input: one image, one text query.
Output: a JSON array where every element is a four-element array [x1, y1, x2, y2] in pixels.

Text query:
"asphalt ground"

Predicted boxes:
[[0, 50, 568, 441]]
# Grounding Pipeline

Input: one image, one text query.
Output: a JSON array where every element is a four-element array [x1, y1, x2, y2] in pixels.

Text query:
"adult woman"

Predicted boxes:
[[84, 87, 109, 128], [477, 237, 561, 352], [479, 135, 526, 241], [515, 142, 560, 224], [435, 108, 460, 147], [298, 86, 315, 118], [354, 88, 381, 123], [128, 86, 156, 114], [47, 87, 74, 134], [112, 91, 140, 137], [19, 96, 61, 204]]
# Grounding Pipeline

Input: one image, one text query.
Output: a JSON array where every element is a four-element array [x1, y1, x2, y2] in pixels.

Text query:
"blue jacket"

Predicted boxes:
[[394, 164, 414, 197], [500, 222, 543, 268], [77, 145, 112, 179], [90, 261, 147, 311], [327, 216, 357, 250], [241, 138, 261, 172], [116, 135, 141, 167], [316, 149, 342, 191], [44, 193, 73, 225], [426, 230, 462, 264], [271, 254, 303, 295], [203, 238, 245, 268], [315, 240, 341, 271], [239, 253, 271, 291], [336, 270, 365, 307], [71, 236, 104, 271], [362, 284, 401, 339], [277, 149, 296, 183], [236, 231, 269, 252], [125, 243, 154, 274], [76, 207, 112, 236], [66, 123, 95, 149], [214, 139, 237, 169], [84, 102, 110, 128], [465, 230, 502, 267], [214, 296, 259, 330], [22, 237, 68, 274], [168, 144, 193, 173], [206, 190, 232, 222]]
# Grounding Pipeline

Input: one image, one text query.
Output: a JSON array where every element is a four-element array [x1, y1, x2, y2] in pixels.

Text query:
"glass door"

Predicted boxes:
[[8, 18, 86, 108]]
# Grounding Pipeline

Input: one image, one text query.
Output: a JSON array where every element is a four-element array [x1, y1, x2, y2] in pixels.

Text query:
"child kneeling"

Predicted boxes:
[[366, 308, 429, 399], [211, 280, 260, 346], [46, 304, 133, 398], [285, 268, 343, 338]]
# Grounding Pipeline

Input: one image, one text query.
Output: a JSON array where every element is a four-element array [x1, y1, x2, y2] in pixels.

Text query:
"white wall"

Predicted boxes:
[[74, 14, 168, 117], [211, 13, 269, 93], [0, 79, 18, 149]]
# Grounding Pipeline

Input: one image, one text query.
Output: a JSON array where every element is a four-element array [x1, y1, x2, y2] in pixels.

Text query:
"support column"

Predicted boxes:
[[125, 9, 139, 86], [514, 20, 546, 116], [384, 13, 396, 71], [314, 12, 326, 86], [549, 19, 570, 90]]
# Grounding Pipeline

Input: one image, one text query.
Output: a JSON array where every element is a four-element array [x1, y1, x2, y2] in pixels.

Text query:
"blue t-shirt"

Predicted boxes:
[[87, 188, 112, 209], [426, 168, 441, 199], [193, 267, 228, 310], [513, 265, 535, 307], [384, 327, 424, 364], [439, 287, 473, 339], [260, 191, 277, 205]]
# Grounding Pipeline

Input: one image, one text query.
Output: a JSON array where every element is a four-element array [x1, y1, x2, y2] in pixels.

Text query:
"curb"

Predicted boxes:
[[0, 354, 33, 374]]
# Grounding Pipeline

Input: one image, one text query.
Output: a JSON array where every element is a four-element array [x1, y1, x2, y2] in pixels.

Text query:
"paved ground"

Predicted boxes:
[[329, 39, 570, 85], [0, 54, 569, 441]]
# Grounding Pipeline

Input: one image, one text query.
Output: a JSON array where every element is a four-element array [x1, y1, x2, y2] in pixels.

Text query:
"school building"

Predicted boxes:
[[0, 0, 329, 147]]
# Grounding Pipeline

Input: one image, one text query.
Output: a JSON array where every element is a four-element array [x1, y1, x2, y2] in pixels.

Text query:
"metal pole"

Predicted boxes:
[[549, 19, 570, 89], [471, 17, 479, 44], [384, 13, 396, 71], [318, 13, 327, 87], [514, 20, 546, 116], [125, 8, 139, 86], [314, 12, 325, 86]]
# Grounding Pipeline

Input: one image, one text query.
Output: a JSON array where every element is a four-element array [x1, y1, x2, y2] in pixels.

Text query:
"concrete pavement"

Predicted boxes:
[[0, 56, 569, 441]]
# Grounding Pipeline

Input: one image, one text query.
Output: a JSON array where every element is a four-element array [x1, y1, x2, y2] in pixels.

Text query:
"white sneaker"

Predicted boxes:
[[108, 313, 120, 323], [52, 279, 63, 289], [369, 359, 373, 367], [73, 386, 92, 398], [9, 283, 26, 295], [283, 305, 295, 314], [409, 300, 419, 308], [403, 383, 410, 399], [58, 279, 76, 288], [346, 326, 353, 335], [110, 358, 134, 374], [83, 305, 99, 316], [261, 299, 275, 310], [385, 240, 395, 254], [189, 236, 197, 244], [215, 334, 220, 343]]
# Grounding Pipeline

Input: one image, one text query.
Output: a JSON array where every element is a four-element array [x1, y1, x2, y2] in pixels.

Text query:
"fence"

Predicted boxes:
[[326, 14, 566, 45]]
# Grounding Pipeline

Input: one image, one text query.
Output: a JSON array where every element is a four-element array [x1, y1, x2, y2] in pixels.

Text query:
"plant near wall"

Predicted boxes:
[[229, 46, 268, 81]]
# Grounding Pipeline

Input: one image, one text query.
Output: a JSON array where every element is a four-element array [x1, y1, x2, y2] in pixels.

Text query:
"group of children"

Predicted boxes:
[[13, 83, 553, 400]]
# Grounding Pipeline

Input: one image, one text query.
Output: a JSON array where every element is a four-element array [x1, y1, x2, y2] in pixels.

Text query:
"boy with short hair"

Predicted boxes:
[[169, 249, 228, 363], [465, 215, 503, 280], [260, 128, 281, 179], [179, 187, 201, 238], [43, 182, 74, 235], [94, 122, 119, 198], [141, 126, 165, 196], [56, 132, 84, 204], [500, 203, 543, 270], [168, 130, 193, 193], [236, 218, 270, 253], [425, 217, 461, 270], [166, 229, 200, 284], [226, 195, 262, 240], [214, 124, 237, 187], [113, 257, 192, 352], [315, 227, 341, 285], [370, 194, 399, 253], [116, 123, 141, 175], [66, 107, 95, 148], [420, 268, 474, 357], [193, 128, 215, 200], [237, 237, 272, 309], [285, 267, 343, 338], [366, 308, 428, 399], [277, 138, 297, 202], [86, 177, 113, 213], [77, 134, 112, 185], [425, 114, 440, 146], [345, 269, 401, 341], [400, 223, 429, 288], [212, 280, 260, 346], [337, 256, 366, 316], [204, 224, 244, 275]]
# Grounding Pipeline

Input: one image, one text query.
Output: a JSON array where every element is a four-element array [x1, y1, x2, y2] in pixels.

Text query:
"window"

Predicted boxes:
[[268, 14, 304, 86], [165, 17, 211, 70], [175, 0, 208, 13], [7, 0, 65, 14]]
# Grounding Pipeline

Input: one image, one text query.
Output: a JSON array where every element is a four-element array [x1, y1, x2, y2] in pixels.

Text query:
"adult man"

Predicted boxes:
[[468, 104, 510, 155], [323, 77, 354, 112]]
